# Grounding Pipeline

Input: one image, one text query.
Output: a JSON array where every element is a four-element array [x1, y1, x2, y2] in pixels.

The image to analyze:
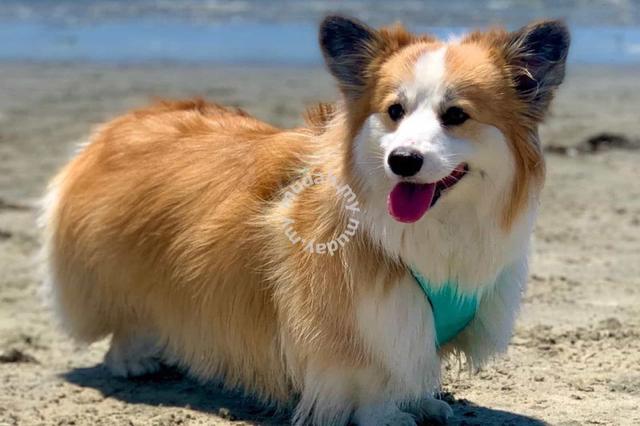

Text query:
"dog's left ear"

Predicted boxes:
[[319, 15, 380, 100], [505, 20, 570, 116]]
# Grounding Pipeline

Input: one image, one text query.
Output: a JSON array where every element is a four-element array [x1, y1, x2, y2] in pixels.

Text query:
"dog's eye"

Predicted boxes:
[[387, 103, 405, 122], [441, 106, 470, 126]]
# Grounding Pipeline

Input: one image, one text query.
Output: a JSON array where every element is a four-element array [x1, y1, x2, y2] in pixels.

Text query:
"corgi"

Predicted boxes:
[[41, 15, 569, 425]]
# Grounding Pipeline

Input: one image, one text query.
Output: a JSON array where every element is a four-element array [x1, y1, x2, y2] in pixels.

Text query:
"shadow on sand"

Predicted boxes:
[[63, 365, 547, 425]]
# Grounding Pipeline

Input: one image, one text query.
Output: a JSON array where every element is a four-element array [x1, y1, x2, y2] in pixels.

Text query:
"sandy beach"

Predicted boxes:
[[0, 62, 639, 425]]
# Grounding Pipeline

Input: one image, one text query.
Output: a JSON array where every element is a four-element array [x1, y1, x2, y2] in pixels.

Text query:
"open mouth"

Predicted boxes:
[[387, 163, 469, 223]]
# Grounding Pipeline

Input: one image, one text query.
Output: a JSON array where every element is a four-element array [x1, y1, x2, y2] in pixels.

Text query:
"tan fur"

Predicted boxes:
[[45, 95, 407, 404], [455, 29, 547, 228], [303, 102, 336, 133], [44, 19, 557, 418]]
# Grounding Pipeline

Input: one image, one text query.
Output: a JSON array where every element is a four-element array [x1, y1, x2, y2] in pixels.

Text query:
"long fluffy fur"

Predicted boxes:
[[42, 17, 568, 425]]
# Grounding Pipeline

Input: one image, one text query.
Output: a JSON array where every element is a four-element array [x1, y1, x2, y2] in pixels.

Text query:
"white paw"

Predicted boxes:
[[407, 397, 453, 424], [104, 332, 163, 378], [353, 402, 417, 426]]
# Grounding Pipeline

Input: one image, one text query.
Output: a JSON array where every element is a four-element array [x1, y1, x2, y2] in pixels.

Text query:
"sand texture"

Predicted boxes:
[[0, 63, 638, 425]]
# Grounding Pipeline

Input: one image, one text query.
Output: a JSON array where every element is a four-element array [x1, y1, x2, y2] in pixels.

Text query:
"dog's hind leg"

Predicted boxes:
[[104, 326, 165, 377]]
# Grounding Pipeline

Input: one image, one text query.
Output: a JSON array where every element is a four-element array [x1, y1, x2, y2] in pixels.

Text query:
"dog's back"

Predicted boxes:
[[42, 99, 311, 400]]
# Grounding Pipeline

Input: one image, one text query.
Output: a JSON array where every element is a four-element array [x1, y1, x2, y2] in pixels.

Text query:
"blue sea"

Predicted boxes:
[[2, 0, 640, 65]]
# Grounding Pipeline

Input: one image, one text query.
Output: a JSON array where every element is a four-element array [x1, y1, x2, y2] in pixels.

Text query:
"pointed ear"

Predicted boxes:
[[319, 15, 380, 99], [505, 20, 570, 116]]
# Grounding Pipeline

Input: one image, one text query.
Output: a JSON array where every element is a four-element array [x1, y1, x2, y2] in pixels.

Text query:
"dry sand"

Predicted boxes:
[[0, 62, 638, 425]]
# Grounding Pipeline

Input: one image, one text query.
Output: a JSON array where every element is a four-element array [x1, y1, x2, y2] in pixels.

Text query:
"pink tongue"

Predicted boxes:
[[387, 182, 436, 223]]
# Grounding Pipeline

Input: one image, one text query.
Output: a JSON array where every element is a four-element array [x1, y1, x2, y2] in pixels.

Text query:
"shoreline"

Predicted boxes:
[[2, 17, 640, 64]]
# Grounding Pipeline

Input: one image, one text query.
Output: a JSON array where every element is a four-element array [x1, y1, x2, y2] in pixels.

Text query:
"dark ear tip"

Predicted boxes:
[[320, 15, 358, 35], [528, 19, 571, 47], [542, 20, 570, 38], [515, 19, 570, 65], [320, 14, 350, 28], [319, 15, 342, 43], [318, 14, 376, 56]]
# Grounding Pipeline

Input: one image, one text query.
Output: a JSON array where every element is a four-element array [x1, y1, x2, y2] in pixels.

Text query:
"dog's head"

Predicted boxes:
[[319, 16, 569, 229]]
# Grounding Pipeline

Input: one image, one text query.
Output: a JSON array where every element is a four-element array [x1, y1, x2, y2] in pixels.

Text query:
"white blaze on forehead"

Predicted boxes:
[[406, 46, 448, 106]]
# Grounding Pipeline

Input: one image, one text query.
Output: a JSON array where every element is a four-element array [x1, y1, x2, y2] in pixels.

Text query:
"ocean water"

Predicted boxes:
[[2, 0, 640, 65]]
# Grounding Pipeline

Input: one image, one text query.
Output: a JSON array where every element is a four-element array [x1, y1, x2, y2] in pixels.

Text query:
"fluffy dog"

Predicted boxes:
[[42, 15, 569, 425]]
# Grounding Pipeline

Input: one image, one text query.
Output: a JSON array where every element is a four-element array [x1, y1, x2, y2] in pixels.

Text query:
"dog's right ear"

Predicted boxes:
[[504, 20, 570, 118], [319, 15, 380, 100]]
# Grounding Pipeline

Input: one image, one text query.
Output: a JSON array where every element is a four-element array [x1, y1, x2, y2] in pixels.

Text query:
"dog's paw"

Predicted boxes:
[[407, 397, 453, 425], [104, 332, 163, 378], [353, 402, 417, 426]]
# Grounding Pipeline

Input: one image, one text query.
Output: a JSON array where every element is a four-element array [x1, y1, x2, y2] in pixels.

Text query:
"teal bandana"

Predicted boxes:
[[410, 269, 480, 347]]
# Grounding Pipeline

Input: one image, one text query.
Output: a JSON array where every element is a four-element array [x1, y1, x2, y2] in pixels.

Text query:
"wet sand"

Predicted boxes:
[[1, 62, 639, 425]]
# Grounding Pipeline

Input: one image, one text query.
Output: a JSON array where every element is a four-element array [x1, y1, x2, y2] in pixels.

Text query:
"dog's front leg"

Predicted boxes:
[[448, 256, 529, 369], [350, 273, 447, 425], [291, 273, 449, 425]]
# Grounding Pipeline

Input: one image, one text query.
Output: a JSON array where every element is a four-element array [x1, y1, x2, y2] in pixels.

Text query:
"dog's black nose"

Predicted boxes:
[[388, 148, 423, 177]]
